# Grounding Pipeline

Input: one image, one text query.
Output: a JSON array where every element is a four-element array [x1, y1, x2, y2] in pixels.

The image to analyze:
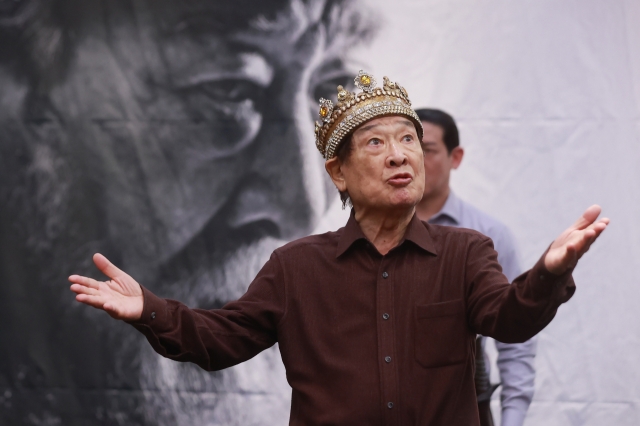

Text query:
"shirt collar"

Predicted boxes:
[[429, 191, 462, 225], [336, 210, 438, 258]]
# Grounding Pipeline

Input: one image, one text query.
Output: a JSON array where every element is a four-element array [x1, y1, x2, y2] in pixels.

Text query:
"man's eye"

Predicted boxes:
[[368, 138, 382, 146], [176, 78, 265, 124], [193, 79, 265, 105], [403, 135, 414, 142]]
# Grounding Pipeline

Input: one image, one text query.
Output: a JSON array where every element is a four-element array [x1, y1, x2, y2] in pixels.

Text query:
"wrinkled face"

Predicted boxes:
[[421, 121, 458, 198], [1, 0, 371, 423], [333, 115, 425, 213], [35, 0, 366, 293]]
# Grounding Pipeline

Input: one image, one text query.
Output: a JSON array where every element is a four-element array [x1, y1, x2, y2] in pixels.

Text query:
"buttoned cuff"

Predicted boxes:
[[127, 286, 172, 334]]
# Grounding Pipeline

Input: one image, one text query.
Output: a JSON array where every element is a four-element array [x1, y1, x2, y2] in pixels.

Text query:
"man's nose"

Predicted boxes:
[[386, 141, 408, 168], [224, 74, 327, 241]]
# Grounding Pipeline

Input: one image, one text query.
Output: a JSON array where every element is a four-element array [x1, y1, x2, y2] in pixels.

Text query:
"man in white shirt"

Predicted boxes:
[[414, 108, 536, 426]]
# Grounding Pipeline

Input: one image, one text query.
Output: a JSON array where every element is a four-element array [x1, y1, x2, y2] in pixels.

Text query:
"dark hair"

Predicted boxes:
[[414, 108, 459, 154]]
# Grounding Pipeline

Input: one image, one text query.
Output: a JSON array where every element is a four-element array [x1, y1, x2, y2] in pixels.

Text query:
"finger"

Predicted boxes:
[[556, 229, 592, 263], [68, 274, 100, 289], [580, 222, 609, 255], [590, 222, 608, 237], [75, 293, 107, 310], [574, 228, 596, 249], [571, 205, 602, 230], [581, 220, 608, 245], [576, 223, 609, 259], [70, 283, 100, 295], [585, 217, 609, 231], [93, 253, 126, 281], [565, 227, 595, 247]]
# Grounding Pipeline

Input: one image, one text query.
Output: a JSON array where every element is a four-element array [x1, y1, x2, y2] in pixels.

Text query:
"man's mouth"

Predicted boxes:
[[387, 172, 413, 187]]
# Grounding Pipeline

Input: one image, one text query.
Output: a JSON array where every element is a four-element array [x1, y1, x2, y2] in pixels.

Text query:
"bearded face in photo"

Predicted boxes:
[[0, 0, 374, 424]]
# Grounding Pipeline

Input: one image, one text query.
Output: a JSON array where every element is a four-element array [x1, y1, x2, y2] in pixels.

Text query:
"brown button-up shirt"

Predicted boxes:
[[132, 213, 575, 425]]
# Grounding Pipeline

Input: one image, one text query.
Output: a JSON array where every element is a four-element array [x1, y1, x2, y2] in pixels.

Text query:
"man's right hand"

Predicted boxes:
[[69, 253, 144, 321]]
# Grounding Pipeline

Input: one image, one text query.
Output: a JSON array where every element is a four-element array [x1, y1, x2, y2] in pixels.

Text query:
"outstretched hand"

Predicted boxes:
[[69, 253, 144, 321], [544, 205, 609, 275]]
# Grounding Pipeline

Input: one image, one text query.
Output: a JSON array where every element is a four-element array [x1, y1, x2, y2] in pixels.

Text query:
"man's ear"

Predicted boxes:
[[325, 157, 348, 193], [451, 147, 464, 170]]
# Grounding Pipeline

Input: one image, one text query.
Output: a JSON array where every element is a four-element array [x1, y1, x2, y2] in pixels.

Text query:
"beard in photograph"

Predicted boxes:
[[0, 0, 376, 424]]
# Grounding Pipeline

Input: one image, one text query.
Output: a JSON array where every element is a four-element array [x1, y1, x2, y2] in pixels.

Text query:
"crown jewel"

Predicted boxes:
[[318, 98, 334, 123], [314, 70, 423, 159], [354, 70, 376, 93]]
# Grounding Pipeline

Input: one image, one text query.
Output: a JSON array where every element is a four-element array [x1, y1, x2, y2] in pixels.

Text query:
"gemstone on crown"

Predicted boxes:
[[354, 70, 376, 93], [318, 98, 334, 123]]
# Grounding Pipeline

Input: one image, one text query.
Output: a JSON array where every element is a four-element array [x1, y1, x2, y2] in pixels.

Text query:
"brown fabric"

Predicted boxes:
[[131, 212, 575, 426]]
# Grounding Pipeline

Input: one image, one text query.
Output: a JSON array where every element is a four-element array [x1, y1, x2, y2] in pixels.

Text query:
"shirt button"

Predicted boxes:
[[385, 356, 392, 363], [151, 312, 156, 320], [540, 275, 545, 281], [387, 402, 394, 409], [382, 313, 390, 320], [382, 272, 389, 279]]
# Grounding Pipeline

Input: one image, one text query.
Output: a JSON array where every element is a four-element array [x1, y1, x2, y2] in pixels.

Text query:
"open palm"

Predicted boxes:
[[69, 253, 144, 321], [544, 205, 609, 275]]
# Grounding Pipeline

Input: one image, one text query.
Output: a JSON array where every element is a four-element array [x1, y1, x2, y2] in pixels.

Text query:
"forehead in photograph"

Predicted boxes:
[[149, 0, 373, 90]]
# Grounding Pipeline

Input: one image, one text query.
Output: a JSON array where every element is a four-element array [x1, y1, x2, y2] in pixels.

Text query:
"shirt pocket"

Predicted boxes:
[[414, 299, 467, 368]]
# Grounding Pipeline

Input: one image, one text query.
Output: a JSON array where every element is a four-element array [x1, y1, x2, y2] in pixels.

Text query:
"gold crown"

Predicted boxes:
[[314, 70, 423, 159]]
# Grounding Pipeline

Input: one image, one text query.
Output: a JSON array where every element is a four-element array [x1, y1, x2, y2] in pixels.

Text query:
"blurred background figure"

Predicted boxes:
[[414, 108, 536, 426], [0, 0, 372, 424]]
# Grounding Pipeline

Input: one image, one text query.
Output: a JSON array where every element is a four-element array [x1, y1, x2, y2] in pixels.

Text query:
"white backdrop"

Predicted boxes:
[[319, 0, 640, 424]]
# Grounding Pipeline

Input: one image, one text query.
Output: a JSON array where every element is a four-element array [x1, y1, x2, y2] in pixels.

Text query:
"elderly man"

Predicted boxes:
[[70, 71, 608, 425], [414, 108, 536, 426]]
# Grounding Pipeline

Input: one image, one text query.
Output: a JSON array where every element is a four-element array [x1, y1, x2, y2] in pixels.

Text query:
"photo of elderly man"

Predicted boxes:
[[0, 0, 372, 424]]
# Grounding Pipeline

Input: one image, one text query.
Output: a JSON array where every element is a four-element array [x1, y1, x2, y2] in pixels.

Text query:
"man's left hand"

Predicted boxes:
[[544, 205, 609, 275]]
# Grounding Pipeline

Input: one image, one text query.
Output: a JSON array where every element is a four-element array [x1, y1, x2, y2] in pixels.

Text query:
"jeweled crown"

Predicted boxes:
[[314, 70, 423, 159]]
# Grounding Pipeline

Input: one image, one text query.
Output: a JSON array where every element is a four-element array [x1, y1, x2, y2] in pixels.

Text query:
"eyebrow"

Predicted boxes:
[[171, 52, 274, 89], [355, 119, 414, 135]]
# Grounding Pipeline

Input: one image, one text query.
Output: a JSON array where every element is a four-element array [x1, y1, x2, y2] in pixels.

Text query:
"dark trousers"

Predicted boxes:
[[475, 336, 498, 426], [478, 400, 495, 426]]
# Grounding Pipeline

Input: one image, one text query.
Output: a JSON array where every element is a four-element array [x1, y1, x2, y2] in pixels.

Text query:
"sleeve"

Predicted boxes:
[[491, 227, 537, 426], [128, 251, 287, 371], [465, 234, 575, 344], [495, 338, 537, 426]]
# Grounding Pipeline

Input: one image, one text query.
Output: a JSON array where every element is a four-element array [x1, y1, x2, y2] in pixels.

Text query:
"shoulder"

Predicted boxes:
[[420, 222, 501, 267]]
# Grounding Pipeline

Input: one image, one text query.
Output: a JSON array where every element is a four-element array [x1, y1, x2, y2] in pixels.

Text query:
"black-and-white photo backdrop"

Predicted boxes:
[[0, 0, 638, 424]]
